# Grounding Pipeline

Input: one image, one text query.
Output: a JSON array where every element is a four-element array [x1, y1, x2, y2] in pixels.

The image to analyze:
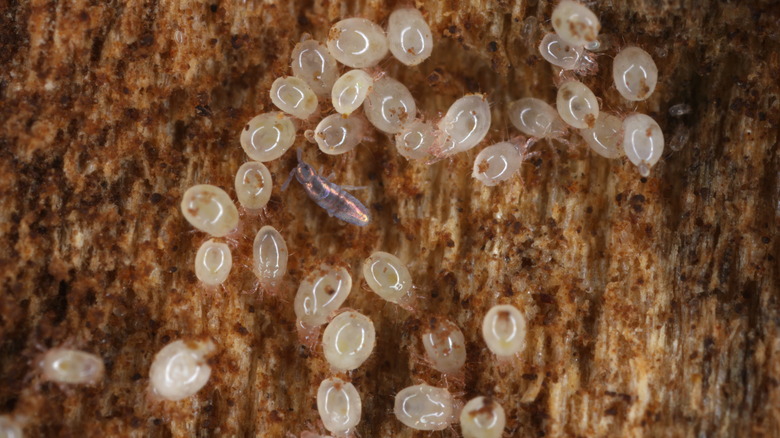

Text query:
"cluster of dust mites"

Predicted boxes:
[[0, 1, 670, 436]]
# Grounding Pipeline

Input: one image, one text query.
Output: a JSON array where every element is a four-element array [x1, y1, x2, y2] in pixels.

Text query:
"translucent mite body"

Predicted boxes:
[[291, 39, 339, 97], [364, 76, 416, 134], [331, 70, 373, 115], [393, 384, 455, 431], [622, 113, 664, 176], [194, 239, 232, 286], [253, 225, 288, 286], [435, 94, 491, 155], [270, 76, 318, 119], [387, 8, 433, 66], [40, 348, 105, 385], [285, 150, 371, 226], [180, 185, 239, 237], [322, 311, 376, 371], [149, 339, 215, 401], [317, 377, 362, 434], [508, 98, 566, 139], [556, 80, 599, 129], [362, 251, 412, 305], [482, 304, 527, 357], [580, 112, 622, 158], [551, 0, 601, 47], [395, 119, 435, 160], [240, 112, 296, 162], [613, 46, 658, 101], [235, 161, 273, 210], [538, 32, 583, 70], [314, 113, 367, 155], [460, 396, 506, 438], [473, 142, 524, 186], [327, 18, 388, 68], [294, 264, 352, 327], [422, 318, 466, 373]]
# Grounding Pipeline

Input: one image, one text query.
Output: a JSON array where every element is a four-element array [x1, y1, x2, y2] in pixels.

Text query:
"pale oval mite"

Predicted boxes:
[[473, 142, 523, 186], [253, 225, 288, 285], [322, 310, 376, 371], [40, 348, 105, 385], [482, 304, 527, 357], [551, 0, 601, 47], [613, 46, 658, 101], [622, 113, 664, 176], [314, 113, 367, 155], [194, 239, 232, 286], [556, 80, 599, 129], [332, 70, 374, 115], [294, 264, 352, 327], [327, 18, 388, 68], [317, 377, 362, 434], [149, 339, 215, 401], [507, 98, 566, 139], [436, 94, 491, 155], [291, 39, 339, 97], [422, 318, 467, 373], [460, 396, 507, 438], [387, 8, 433, 66], [180, 184, 239, 237], [270, 76, 318, 119], [394, 384, 455, 431], [579, 112, 623, 159], [395, 119, 435, 160], [239, 112, 296, 162], [235, 161, 273, 210], [363, 76, 416, 134], [362, 251, 412, 304], [538, 32, 583, 70]]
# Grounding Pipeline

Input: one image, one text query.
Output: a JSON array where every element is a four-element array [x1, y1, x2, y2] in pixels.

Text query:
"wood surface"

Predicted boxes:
[[0, 0, 778, 436]]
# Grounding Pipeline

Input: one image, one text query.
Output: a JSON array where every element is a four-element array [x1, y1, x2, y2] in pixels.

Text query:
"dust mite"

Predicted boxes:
[[283, 149, 371, 226]]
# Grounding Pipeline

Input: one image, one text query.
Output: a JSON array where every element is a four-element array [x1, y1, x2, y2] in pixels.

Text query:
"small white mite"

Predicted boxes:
[[149, 339, 215, 401], [235, 161, 272, 211], [291, 39, 339, 97], [395, 119, 435, 160], [317, 377, 362, 434], [436, 94, 492, 155], [331, 70, 374, 115], [613, 46, 658, 101], [362, 251, 412, 304], [579, 112, 623, 159], [0, 416, 22, 438], [327, 18, 388, 68], [270, 76, 318, 119], [322, 310, 376, 371], [482, 304, 527, 357], [194, 239, 232, 286], [622, 113, 664, 176], [393, 384, 455, 431], [507, 97, 566, 138], [538, 32, 583, 70], [422, 317, 466, 374], [472, 142, 523, 186], [556, 80, 599, 129], [460, 396, 507, 438], [240, 112, 296, 162], [294, 264, 353, 327], [387, 8, 433, 66], [314, 113, 367, 155], [363, 76, 416, 134], [181, 184, 239, 237], [253, 225, 288, 286], [40, 348, 105, 385], [551, 0, 601, 47]]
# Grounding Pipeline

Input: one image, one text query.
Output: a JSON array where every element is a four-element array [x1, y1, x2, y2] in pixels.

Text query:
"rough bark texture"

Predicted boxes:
[[1, 0, 778, 437]]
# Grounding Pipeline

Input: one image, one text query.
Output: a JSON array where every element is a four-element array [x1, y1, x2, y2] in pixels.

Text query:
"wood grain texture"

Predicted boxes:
[[1, 0, 778, 436]]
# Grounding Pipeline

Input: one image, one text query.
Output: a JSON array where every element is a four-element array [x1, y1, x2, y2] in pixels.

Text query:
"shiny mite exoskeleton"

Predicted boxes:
[[283, 150, 371, 226]]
